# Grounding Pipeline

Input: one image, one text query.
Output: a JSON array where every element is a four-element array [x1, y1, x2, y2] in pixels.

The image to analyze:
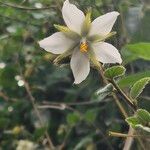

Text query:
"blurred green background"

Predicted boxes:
[[0, 0, 150, 149]]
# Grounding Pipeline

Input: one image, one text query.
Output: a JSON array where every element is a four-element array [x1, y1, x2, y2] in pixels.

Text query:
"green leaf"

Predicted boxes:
[[126, 116, 141, 128], [92, 84, 113, 102], [126, 43, 150, 60], [104, 65, 126, 79], [121, 47, 137, 64], [67, 112, 80, 126], [84, 109, 97, 123], [130, 77, 150, 99], [96, 84, 113, 95], [118, 71, 150, 88], [0, 118, 10, 128], [0, 66, 17, 88], [33, 127, 46, 141], [135, 125, 150, 133], [136, 109, 150, 123], [126, 109, 150, 133]]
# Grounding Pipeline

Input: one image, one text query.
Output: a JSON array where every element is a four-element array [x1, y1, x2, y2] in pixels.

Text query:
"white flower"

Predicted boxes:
[[39, 0, 122, 84], [16, 140, 37, 150]]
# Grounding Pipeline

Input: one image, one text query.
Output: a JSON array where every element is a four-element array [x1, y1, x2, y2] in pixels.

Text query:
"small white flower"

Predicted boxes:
[[39, 0, 122, 84], [16, 140, 37, 150]]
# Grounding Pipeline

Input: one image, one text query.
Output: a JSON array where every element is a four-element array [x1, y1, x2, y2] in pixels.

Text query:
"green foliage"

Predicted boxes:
[[33, 127, 46, 141], [122, 43, 150, 64], [118, 71, 150, 88], [137, 109, 150, 123], [0, 65, 17, 88], [0, 0, 150, 149], [104, 65, 126, 79], [126, 116, 141, 128], [126, 109, 150, 132], [67, 112, 81, 126], [130, 77, 150, 99], [93, 83, 113, 102], [84, 109, 97, 123]]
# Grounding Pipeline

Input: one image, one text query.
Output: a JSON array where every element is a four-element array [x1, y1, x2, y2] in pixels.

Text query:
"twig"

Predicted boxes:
[[59, 127, 73, 150], [0, 1, 56, 11], [123, 126, 146, 150], [42, 100, 106, 107], [98, 64, 109, 85], [109, 131, 150, 138], [123, 128, 134, 150], [109, 79, 137, 111], [110, 93, 145, 150], [98, 64, 146, 149], [39, 102, 114, 150], [112, 94, 128, 118], [0, 91, 9, 101], [0, 91, 18, 102], [23, 80, 55, 149], [38, 104, 75, 112], [98, 63, 128, 119], [92, 123, 114, 150], [15, 28, 55, 149]]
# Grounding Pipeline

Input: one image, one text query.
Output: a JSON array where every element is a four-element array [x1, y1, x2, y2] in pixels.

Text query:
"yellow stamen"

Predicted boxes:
[[80, 42, 88, 53]]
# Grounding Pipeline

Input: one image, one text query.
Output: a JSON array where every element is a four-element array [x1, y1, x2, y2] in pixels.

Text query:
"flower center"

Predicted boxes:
[[80, 38, 88, 53]]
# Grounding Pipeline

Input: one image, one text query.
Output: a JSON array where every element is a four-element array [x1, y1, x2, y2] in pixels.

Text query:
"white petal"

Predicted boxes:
[[92, 42, 122, 64], [38, 32, 74, 54], [70, 48, 90, 84], [89, 11, 119, 37], [62, 0, 85, 34]]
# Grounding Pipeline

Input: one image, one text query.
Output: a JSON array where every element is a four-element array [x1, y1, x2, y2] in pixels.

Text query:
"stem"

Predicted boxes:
[[92, 124, 114, 150], [123, 127, 134, 150], [98, 64, 128, 118], [0, 91, 9, 101], [38, 104, 75, 112], [42, 100, 108, 106], [98, 64, 146, 149], [40, 101, 114, 150], [24, 80, 55, 150], [123, 128, 146, 150], [109, 131, 150, 138], [109, 79, 137, 111], [112, 94, 128, 118], [98, 63, 109, 85], [40, 97, 128, 119], [59, 127, 73, 150]]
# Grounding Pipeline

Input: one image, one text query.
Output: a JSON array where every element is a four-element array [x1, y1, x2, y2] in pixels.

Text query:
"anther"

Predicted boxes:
[[80, 42, 88, 52]]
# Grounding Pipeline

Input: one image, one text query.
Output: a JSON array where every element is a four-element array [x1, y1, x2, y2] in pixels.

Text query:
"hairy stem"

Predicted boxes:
[[98, 64, 128, 119], [109, 79, 137, 111], [98, 63, 146, 149], [112, 94, 128, 118], [109, 131, 150, 139]]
